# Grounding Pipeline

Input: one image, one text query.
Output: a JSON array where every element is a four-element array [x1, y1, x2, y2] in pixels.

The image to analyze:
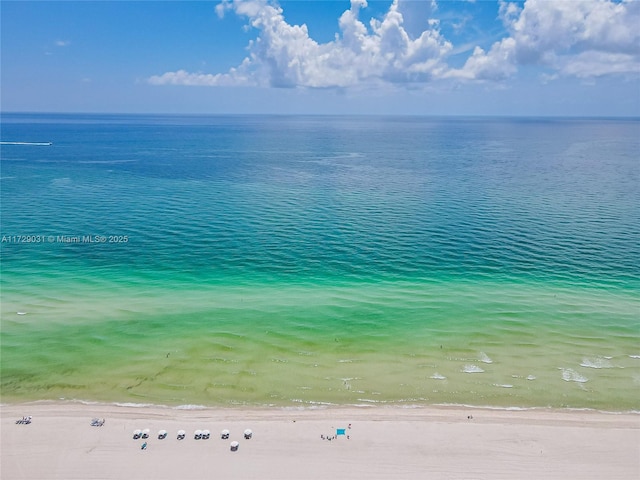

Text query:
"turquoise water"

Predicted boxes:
[[1, 114, 639, 410]]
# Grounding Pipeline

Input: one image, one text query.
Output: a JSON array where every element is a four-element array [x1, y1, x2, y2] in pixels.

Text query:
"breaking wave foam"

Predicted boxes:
[[462, 365, 485, 374], [560, 368, 588, 383], [478, 352, 493, 364], [580, 357, 614, 369]]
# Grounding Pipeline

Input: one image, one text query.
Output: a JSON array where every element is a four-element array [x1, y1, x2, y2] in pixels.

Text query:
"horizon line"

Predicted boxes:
[[2, 111, 639, 120]]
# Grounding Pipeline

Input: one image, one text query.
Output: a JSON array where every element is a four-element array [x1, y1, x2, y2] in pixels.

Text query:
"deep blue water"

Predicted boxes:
[[2, 114, 639, 286]]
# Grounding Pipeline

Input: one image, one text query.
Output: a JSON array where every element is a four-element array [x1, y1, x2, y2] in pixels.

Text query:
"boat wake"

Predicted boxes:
[[1, 141, 52, 146]]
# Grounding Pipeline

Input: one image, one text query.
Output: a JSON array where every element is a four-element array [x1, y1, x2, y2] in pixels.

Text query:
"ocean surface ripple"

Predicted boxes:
[[1, 114, 639, 410]]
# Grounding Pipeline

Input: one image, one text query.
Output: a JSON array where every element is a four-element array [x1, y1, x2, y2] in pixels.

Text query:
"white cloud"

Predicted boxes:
[[453, 0, 640, 81], [55, 40, 71, 47], [148, 58, 253, 86], [450, 38, 517, 81], [559, 51, 640, 78], [153, 0, 452, 88], [150, 0, 640, 89]]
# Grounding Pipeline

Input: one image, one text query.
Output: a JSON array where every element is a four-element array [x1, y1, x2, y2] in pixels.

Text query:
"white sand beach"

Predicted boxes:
[[1, 402, 638, 480]]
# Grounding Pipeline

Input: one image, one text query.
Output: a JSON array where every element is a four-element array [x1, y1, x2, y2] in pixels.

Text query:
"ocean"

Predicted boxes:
[[1, 113, 638, 411]]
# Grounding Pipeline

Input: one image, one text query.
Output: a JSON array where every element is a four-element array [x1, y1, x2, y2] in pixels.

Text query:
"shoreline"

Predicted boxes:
[[2, 398, 640, 415], [2, 401, 639, 479]]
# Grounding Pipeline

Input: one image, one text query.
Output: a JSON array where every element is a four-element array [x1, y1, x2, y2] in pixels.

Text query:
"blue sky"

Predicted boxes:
[[2, 0, 639, 115]]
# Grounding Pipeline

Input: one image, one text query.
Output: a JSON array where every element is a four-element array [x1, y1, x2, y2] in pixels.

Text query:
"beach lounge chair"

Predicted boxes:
[[221, 429, 230, 439], [91, 418, 105, 426], [141, 442, 148, 450], [133, 429, 142, 440], [202, 430, 210, 440], [15, 416, 32, 424], [158, 430, 167, 440], [230, 441, 239, 451], [244, 429, 253, 439], [177, 430, 186, 440]]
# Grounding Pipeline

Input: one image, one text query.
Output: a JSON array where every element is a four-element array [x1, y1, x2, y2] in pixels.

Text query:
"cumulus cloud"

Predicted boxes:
[[453, 0, 640, 81], [149, 0, 640, 89], [148, 58, 253, 86], [151, 0, 452, 88]]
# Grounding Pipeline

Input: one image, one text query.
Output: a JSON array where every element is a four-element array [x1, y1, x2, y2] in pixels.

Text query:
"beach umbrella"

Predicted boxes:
[[194, 429, 202, 440], [177, 429, 186, 440], [230, 441, 239, 451], [202, 429, 210, 440], [158, 430, 167, 439], [221, 429, 230, 439], [142, 429, 150, 439], [133, 429, 142, 440], [243, 429, 253, 439]]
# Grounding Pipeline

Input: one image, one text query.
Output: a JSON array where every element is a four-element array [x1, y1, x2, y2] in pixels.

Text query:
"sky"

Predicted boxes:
[[1, 0, 639, 116]]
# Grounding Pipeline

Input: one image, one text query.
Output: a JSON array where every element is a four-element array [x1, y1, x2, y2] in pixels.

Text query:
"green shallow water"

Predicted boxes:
[[2, 277, 639, 410]]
